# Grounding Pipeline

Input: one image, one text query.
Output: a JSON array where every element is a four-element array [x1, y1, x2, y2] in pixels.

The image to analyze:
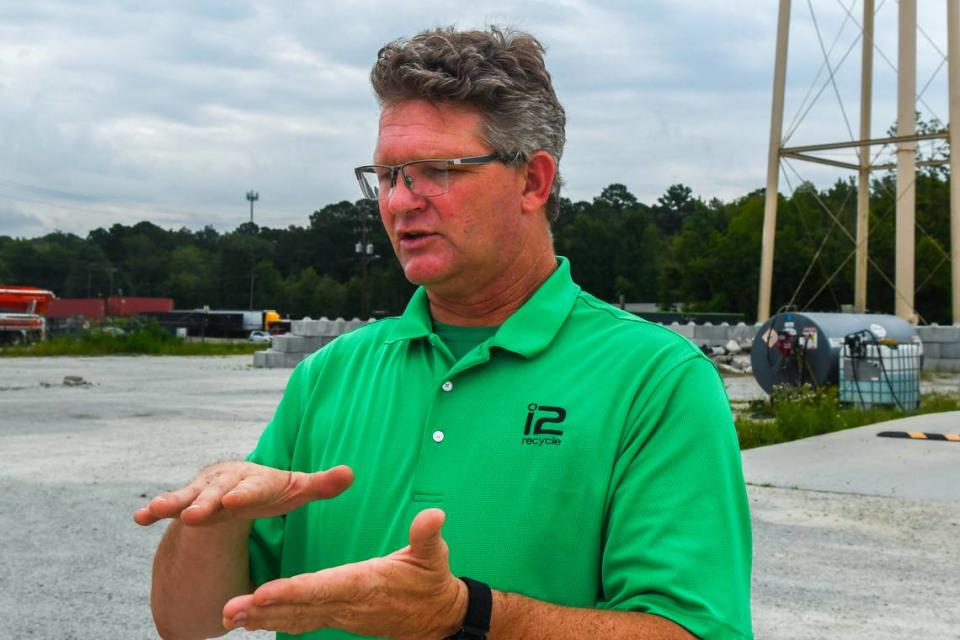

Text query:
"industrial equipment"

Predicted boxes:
[[751, 312, 922, 409], [0, 286, 56, 344]]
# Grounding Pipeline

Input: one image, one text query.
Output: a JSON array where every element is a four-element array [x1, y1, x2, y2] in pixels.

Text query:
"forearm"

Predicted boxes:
[[151, 519, 252, 640], [489, 591, 695, 640]]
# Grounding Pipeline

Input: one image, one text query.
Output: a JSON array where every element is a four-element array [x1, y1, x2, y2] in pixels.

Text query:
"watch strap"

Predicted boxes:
[[444, 577, 492, 640]]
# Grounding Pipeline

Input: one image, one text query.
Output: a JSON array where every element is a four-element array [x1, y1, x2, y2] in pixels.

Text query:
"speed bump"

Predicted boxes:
[[877, 431, 960, 442]]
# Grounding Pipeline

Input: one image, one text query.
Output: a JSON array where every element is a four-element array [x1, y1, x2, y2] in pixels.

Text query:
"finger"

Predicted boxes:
[[220, 473, 269, 511], [132, 506, 159, 526], [408, 508, 447, 561], [253, 563, 360, 607], [222, 593, 255, 624], [134, 487, 202, 525], [178, 485, 229, 526], [224, 602, 318, 634], [253, 572, 329, 606], [300, 465, 354, 501]]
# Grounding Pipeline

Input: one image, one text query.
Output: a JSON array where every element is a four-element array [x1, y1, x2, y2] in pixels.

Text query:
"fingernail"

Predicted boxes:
[[261, 599, 274, 606]]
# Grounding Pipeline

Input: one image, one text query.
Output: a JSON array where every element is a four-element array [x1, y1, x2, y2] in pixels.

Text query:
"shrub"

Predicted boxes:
[[736, 384, 959, 449]]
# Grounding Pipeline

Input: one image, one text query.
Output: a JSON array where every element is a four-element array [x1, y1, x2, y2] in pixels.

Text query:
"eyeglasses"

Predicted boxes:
[[353, 153, 505, 201]]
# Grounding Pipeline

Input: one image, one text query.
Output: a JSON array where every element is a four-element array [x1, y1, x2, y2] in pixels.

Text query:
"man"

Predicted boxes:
[[136, 27, 752, 640]]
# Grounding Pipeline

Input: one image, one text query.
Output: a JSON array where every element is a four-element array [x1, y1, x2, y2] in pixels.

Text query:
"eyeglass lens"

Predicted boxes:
[[358, 161, 450, 200]]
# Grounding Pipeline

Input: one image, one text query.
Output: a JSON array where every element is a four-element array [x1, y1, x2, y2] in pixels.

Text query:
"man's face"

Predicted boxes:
[[373, 100, 529, 298]]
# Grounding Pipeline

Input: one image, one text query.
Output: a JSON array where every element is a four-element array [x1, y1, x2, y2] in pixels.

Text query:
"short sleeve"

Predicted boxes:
[[246, 361, 309, 587], [598, 356, 753, 639]]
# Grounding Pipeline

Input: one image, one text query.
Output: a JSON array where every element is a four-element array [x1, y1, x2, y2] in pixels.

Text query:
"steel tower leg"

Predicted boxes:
[[948, 0, 960, 324], [895, 0, 917, 322], [855, 0, 874, 312], [758, 0, 792, 322]]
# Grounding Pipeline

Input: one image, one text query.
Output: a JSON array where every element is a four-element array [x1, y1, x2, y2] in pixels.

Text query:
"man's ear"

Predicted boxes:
[[519, 150, 557, 216]]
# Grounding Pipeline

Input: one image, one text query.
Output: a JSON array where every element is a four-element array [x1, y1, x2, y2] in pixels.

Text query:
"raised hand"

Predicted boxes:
[[133, 461, 354, 527], [221, 508, 467, 639]]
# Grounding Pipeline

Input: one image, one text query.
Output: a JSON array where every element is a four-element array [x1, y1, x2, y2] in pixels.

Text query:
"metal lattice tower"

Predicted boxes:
[[758, 0, 960, 325]]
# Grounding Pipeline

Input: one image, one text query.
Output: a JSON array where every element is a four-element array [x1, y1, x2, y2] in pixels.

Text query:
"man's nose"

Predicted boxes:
[[385, 172, 425, 215]]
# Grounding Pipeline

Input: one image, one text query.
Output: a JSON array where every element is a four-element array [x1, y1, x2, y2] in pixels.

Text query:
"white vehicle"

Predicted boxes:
[[248, 330, 272, 344]]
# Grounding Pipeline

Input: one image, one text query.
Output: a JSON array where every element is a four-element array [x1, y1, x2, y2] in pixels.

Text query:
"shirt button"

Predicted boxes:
[[432, 430, 445, 443], [441, 381, 454, 392]]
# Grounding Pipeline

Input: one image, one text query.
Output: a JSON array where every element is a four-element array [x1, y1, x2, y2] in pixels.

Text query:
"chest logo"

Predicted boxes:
[[522, 403, 566, 445]]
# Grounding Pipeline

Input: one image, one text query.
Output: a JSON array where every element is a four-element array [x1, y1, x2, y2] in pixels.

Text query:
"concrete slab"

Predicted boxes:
[[748, 484, 960, 639], [2, 356, 958, 638], [743, 412, 960, 502]]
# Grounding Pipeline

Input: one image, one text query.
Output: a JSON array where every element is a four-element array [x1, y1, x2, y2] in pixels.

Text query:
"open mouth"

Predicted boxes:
[[399, 230, 437, 243]]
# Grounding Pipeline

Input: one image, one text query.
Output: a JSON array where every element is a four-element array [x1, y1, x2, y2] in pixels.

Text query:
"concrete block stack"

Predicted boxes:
[[666, 322, 696, 340], [665, 322, 759, 349], [255, 316, 960, 371], [916, 325, 960, 371], [693, 322, 731, 346], [253, 317, 373, 369]]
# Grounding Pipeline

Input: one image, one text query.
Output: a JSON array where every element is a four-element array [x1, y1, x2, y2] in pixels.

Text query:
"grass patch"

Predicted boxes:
[[736, 384, 960, 450], [0, 322, 267, 357]]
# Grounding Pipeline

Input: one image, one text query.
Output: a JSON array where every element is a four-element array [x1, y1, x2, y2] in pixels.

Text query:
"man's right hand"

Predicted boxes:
[[133, 462, 354, 527]]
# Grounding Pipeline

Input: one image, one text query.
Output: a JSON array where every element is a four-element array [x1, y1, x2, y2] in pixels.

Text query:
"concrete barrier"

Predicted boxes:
[[257, 315, 960, 371], [661, 321, 960, 372], [253, 317, 372, 368], [666, 322, 695, 339]]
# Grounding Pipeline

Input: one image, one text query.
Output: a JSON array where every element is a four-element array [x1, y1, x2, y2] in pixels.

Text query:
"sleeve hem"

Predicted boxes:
[[603, 603, 753, 640]]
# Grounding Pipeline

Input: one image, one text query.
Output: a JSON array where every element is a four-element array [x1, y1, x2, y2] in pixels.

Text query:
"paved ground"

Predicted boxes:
[[743, 412, 960, 638], [0, 355, 957, 639]]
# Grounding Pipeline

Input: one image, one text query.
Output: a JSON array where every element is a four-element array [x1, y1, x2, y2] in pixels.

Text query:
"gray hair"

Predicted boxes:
[[370, 26, 566, 222]]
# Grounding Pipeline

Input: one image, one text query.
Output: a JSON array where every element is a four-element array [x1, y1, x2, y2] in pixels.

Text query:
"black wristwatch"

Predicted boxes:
[[444, 577, 492, 640]]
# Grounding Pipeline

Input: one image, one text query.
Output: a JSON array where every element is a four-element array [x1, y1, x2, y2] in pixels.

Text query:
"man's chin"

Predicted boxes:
[[401, 262, 454, 289]]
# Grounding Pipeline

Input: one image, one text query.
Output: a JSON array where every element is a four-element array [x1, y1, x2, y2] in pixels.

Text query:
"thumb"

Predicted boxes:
[[409, 508, 447, 561]]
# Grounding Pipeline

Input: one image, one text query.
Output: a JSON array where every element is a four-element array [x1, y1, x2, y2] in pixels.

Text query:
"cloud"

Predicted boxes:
[[0, 1, 953, 237], [0, 203, 50, 239]]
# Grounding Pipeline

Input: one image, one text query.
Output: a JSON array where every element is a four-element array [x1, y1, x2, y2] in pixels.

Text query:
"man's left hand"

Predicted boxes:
[[222, 508, 467, 639]]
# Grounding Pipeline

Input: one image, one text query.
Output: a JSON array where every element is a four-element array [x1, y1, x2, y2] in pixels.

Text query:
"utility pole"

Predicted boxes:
[[246, 190, 259, 224], [105, 266, 117, 298], [355, 210, 376, 319], [246, 190, 259, 310]]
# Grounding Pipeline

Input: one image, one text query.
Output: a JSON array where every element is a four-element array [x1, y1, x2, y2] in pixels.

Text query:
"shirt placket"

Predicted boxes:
[[411, 337, 491, 503]]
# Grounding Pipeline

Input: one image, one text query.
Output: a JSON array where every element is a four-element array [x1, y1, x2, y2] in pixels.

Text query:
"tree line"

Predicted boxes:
[[1, 172, 954, 324]]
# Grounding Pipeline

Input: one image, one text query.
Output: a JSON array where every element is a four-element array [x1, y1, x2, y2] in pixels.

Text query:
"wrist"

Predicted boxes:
[[443, 577, 492, 639], [438, 576, 469, 638]]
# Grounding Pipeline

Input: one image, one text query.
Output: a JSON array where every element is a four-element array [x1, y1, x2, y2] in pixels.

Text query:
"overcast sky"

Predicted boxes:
[[0, 0, 952, 238]]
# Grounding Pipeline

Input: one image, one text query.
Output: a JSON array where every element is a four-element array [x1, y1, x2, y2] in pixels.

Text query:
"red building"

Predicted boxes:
[[47, 297, 174, 320]]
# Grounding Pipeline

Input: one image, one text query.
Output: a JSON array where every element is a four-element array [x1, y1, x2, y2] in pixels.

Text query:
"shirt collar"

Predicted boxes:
[[385, 257, 581, 359]]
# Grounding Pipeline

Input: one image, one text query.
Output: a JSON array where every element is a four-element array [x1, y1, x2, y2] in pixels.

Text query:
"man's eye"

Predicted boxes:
[[410, 163, 448, 180]]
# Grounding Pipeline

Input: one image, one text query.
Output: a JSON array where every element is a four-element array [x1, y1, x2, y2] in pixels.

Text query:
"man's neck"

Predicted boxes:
[[426, 252, 557, 327]]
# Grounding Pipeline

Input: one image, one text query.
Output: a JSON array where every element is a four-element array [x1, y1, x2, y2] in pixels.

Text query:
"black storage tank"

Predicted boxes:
[[751, 312, 920, 394]]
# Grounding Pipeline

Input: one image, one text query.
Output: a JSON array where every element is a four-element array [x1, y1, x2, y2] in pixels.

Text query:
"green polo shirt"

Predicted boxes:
[[247, 257, 752, 639]]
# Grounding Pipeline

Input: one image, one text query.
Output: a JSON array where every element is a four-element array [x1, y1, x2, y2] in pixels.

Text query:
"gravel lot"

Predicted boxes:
[[1, 355, 957, 639]]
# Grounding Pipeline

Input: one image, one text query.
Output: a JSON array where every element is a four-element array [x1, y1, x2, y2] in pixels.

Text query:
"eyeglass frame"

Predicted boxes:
[[353, 151, 521, 201]]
